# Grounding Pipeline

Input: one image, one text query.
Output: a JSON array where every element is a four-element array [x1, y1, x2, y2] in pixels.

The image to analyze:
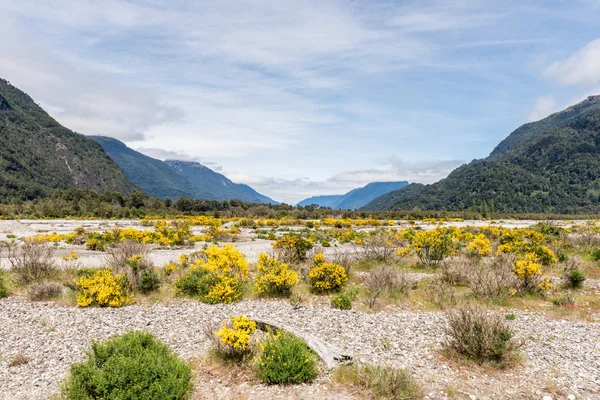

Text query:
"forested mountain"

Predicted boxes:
[[363, 96, 600, 214], [92, 137, 278, 204], [0, 79, 134, 202], [297, 181, 408, 210]]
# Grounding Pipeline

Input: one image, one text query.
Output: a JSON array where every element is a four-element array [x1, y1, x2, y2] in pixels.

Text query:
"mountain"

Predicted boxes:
[[92, 137, 278, 204], [297, 195, 343, 208], [0, 79, 134, 202], [363, 96, 600, 214], [297, 181, 408, 210]]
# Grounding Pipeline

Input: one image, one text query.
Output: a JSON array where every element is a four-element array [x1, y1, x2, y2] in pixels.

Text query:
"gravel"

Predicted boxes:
[[0, 297, 598, 400]]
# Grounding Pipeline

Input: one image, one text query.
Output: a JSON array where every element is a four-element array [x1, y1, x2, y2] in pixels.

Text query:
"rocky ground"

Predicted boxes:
[[0, 296, 598, 400]]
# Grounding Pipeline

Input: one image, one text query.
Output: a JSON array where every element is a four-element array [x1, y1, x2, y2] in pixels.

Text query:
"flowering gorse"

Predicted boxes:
[[76, 268, 134, 307], [254, 253, 298, 296], [308, 253, 347, 293]]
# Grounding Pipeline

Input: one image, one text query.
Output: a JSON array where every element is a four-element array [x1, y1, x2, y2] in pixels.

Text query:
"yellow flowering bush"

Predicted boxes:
[[190, 244, 248, 279], [76, 268, 134, 307], [465, 234, 493, 257], [410, 228, 456, 267], [308, 254, 348, 293], [254, 253, 299, 296], [273, 234, 313, 262], [513, 253, 552, 292], [175, 245, 248, 304], [214, 315, 257, 360]]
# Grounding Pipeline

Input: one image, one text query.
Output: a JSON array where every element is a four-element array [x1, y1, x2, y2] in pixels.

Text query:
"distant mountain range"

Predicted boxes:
[[297, 181, 408, 210], [363, 95, 600, 214], [91, 137, 278, 204], [0, 79, 134, 202]]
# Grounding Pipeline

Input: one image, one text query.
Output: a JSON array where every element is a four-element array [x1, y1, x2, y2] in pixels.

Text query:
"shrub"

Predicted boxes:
[[553, 293, 576, 308], [410, 228, 455, 267], [27, 281, 63, 301], [0, 270, 7, 298], [331, 291, 353, 310], [363, 266, 410, 308], [273, 234, 313, 263], [190, 244, 249, 279], [354, 231, 398, 261], [591, 247, 600, 261], [257, 331, 318, 384], [440, 258, 473, 286], [175, 268, 243, 304], [254, 253, 298, 296], [425, 280, 457, 309], [444, 305, 522, 367], [62, 331, 192, 400], [138, 269, 161, 294], [468, 255, 517, 299], [211, 315, 257, 361], [562, 257, 586, 289], [513, 253, 552, 292], [334, 364, 424, 400], [308, 254, 348, 293], [5, 240, 59, 285], [175, 245, 248, 304], [564, 269, 586, 289], [465, 234, 492, 257], [75, 268, 134, 307]]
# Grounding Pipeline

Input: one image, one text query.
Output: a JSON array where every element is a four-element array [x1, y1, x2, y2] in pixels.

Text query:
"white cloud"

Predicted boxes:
[[527, 95, 557, 121], [544, 38, 600, 86]]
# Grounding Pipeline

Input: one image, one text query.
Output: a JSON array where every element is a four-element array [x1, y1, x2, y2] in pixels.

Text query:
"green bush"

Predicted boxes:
[[138, 270, 160, 294], [564, 269, 586, 289], [331, 289, 356, 310], [591, 247, 600, 261], [62, 331, 192, 400], [257, 331, 318, 384], [174, 268, 242, 304], [334, 364, 423, 400], [0, 271, 7, 298]]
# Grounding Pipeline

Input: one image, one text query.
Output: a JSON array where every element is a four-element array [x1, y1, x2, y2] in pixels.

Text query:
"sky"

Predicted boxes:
[[1, 0, 600, 204]]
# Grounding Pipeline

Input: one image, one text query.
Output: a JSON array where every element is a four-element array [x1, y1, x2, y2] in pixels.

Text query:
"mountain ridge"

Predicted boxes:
[[0, 79, 135, 202], [297, 181, 408, 210], [362, 95, 600, 214], [92, 136, 278, 204]]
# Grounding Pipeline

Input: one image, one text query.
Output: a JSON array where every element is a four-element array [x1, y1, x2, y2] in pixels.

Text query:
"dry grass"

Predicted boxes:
[[334, 363, 424, 400], [362, 266, 411, 308], [27, 281, 64, 301], [444, 305, 523, 369], [9, 353, 31, 367], [4, 240, 60, 285]]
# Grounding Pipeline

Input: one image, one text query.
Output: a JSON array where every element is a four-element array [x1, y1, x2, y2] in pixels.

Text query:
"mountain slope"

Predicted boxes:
[[92, 136, 277, 204], [297, 195, 343, 208], [363, 96, 600, 214], [90, 136, 192, 200], [165, 160, 278, 204], [0, 79, 134, 202], [297, 181, 408, 210]]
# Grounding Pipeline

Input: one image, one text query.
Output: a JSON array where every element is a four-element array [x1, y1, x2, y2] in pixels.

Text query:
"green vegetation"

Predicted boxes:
[[0, 79, 134, 202], [363, 96, 600, 214], [257, 331, 318, 384], [62, 331, 192, 400], [334, 364, 424, 400]]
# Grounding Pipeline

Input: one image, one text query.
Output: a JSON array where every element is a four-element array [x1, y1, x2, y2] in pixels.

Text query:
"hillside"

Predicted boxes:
[[0, 79, 134, 202], [92, 137, 277, 204], [363, 96, 600, 214], [297, 181, 408, 210]]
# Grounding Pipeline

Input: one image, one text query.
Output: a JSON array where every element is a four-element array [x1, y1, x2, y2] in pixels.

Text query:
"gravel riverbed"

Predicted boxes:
[[0, 297, 598, 400]]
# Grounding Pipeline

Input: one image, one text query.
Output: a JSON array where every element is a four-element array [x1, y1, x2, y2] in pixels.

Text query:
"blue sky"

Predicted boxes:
[[1, 0, 600, 203]]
